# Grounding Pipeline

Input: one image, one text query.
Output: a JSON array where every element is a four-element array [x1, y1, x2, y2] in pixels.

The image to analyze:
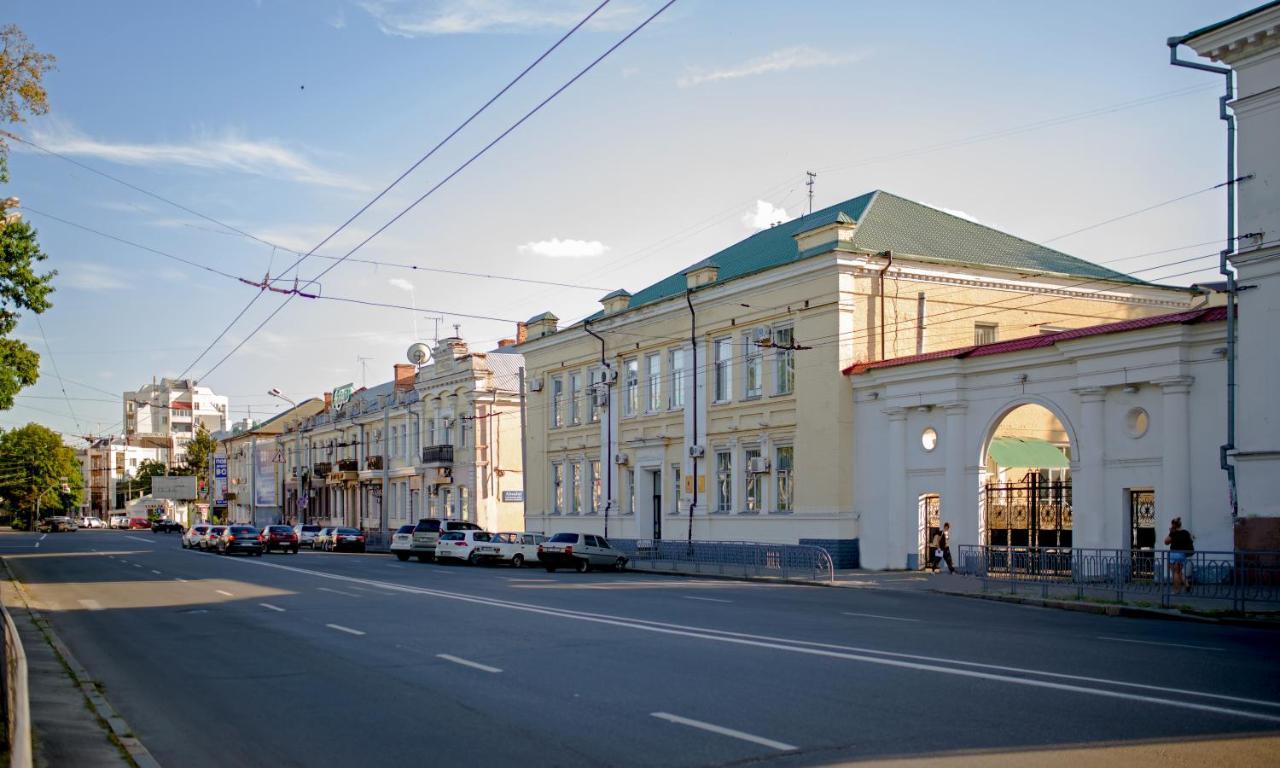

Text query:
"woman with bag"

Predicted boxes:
[[1165, 517, 1194, 594]]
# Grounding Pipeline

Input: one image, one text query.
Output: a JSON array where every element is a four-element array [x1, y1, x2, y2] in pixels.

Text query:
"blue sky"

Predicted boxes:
[[2, 0, 1255, 439]]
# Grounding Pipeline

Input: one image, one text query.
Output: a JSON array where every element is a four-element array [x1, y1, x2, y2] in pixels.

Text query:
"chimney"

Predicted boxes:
[[324, 391, 333, 411], [497, 338, 515, 348], [515, 322, 528, 345], [394, 363, 416, 392]]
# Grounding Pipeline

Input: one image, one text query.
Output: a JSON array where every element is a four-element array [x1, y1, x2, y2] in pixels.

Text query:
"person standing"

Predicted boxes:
[[939, 521, 956, 574], [928, 528, 943, 573], [1164, 517, 1194, 594]]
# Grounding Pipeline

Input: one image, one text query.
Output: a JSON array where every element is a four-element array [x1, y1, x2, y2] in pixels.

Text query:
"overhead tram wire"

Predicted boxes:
[[176, 1, 615, 381], [1040, 175, 1248, 244], [33, 315, 82, 434], [195, 0, 680, 383]]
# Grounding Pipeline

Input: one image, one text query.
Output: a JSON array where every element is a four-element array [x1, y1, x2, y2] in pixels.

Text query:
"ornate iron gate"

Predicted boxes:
[[981, 472, 1073, 549], [918, 494, 941, 568], [1129, 490, 1156, 578]]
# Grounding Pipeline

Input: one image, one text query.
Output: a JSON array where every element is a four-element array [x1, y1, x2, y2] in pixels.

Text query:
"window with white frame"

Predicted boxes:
[[776, 445, 794, 512], [713, 338, 733, 402], [623, 359, 639, 416], [743, 447, 762, 512], [773, 326, 794, 395], [669, 349, 686, 409], [460, 486, 470, 521], [569, 462, 581, 515], [715, 450, 732, 512], [670, 463, 681, 515], [625, 467, 636, 514], [552, 462, 564, 515], [590, 460, 601, 514], [551, 377, 564, 428], [744, 333, 763, 399], [428, 416, 436, 446], [974, 322, 998, 345], [587, 368, 601, 423], [646, 353, 661, 412], [569, 372, 581, 425], [460, 415, 470, 448]]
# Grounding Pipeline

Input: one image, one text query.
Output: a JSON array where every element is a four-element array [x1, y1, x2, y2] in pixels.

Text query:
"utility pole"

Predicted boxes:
[[357, 355, 373, 388], [805, 171, 817, 215]]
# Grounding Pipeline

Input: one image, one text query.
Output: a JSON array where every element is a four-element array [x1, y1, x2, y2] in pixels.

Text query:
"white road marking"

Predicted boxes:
[[326, 623, 365, 636], [150, 569, 162, 575], [132, 564, 143, 568], [215, 589, 234, 597], [436, 654, 502, 674], [33, 542, 39, 549], [39, 533, 47, 541], [235, 558, 1280, 722], [317, 587, 360, 598], [651, 712, 796, 751], [842, 611, 921, 623], [124, 536, 156, 545], [682, 595, 733, 604], [1098, 636, 1224, 652], [175, 578, 188, 583], [260, 603, 286, 612], [78, 599, 103, 611]]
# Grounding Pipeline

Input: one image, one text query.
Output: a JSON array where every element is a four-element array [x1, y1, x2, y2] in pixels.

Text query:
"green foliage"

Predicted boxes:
[[0, 422, 82, 525], [182, 424, 217, 497], [129, 459, 167, 496], [0, 25, 56, 182], [0, 171, 57, 411]]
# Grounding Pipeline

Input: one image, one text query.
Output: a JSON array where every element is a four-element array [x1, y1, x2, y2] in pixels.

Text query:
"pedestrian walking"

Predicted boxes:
[[928, 529, 943, 572], [1164, 517, 1194, 594], [940, 521, 956, 574]]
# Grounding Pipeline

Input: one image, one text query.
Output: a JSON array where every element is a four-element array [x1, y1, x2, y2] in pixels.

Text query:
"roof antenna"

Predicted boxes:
[[805, 171, 817, 215], [356, 355, 373, 388]]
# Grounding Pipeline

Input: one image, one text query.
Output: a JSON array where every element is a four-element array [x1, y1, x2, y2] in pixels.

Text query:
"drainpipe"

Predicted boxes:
[[518, 366, 530, 530], [877, 250, 893, 361], [381, 401, 390, 535], [685, 289, 698, 549], [1168, 38, 1238, 519], [583, 317, 613, 538]]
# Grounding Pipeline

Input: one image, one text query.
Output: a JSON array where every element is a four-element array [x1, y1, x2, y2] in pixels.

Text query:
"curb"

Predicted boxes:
[[1, 558, 162, 768], [929, 588, 1280, 628]]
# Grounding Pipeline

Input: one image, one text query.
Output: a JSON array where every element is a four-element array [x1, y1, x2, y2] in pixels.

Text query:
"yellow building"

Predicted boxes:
[[517, 190, 1196, 565]]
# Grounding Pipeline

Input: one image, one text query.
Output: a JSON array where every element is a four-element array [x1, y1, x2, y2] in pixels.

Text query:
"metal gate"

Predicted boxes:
[[918, 494, 941, 568], [1129, 490, 1156, 578], [981, 472, 1072, 549]]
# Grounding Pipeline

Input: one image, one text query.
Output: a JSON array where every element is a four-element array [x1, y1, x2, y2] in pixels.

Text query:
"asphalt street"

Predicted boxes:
[[3, 529, 1278, 767]]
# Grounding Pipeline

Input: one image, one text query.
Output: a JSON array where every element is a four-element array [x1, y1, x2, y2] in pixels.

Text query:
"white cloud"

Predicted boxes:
[[60, 263, 127, 293], [388, 277, 415, 292], [920, 201, 997, 229], [29, 124, 366, 190], [517, 237, 609, 258], [327, 8, 348, 28], [742, 200, 789, 231], [678, 45, 862, 88], [358, 0, 637, 36]]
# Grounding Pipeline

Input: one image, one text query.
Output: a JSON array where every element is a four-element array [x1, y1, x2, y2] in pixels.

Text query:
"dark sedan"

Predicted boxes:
[[151, 519, 184, 534], [216, 525, 264, 556], [262, 524, 300, 554], [325, 527, 366, 553]]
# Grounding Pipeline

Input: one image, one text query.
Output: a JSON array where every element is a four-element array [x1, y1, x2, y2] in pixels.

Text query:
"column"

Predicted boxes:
[[1155, 377, 1194, 536], [943, 403, 974, 549], [1073, 387, 1107, 549], [885, 408, 908, 568]]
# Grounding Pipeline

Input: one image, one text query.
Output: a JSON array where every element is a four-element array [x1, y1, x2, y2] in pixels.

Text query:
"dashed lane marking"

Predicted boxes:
[[317, 587, 361, 598], [260, 603, 286, 612], [150, 569, 162, 575], [682, 596, 733, 604], [326, 623, 365, 636], [842, 611, 921, 623], [1097, 636, 1224, 652], [651, 712, 796, 751], [437, 654, 501, 673], [215, 589, 234, 597]]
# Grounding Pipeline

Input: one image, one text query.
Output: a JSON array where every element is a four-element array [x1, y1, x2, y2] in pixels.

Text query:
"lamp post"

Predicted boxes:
[[34, 477, 70, 531], [267, 388, 297, 524]]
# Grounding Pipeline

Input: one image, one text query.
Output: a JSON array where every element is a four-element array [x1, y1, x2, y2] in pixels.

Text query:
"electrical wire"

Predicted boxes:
[[34, 315, 82, 433]]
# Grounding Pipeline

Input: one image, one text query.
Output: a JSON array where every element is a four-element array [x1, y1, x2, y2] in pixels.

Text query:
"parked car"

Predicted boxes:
[[201, 525, 228, 551], [538, 533, 628, 573], [389, 524, 416, 561], [79, 516, 105, 529], [182, 524, 212, 549], [109, 514, 129, 529], [409, 518, 485, 562], [216, 525, 263, 556], [293, 524, 323, 549], [488, 532, 546, 568], [435, 530, 498, 564], [128, 517, 150, 530], [313, 527, 335, 550], [262, 525, 300, 554], [151, 519, 184, 534], [39, 516, 77, 533], [324, 527, 365, 553]]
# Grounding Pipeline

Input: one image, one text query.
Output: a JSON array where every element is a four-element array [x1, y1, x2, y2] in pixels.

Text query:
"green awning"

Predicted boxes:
[[987, 437, 1069, 469]]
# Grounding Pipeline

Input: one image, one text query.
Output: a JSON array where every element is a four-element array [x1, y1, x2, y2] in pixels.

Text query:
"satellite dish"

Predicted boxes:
[[407, 342, 432, 366]]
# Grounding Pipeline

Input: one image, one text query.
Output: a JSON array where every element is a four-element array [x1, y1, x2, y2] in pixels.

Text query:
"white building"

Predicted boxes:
[[124, 377, 229, 467], [77, 437, 164, 517]]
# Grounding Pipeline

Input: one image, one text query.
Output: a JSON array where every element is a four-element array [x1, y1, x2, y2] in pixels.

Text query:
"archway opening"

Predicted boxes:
[[980, 404, 1073, 549], [917, 493, 941, 569]]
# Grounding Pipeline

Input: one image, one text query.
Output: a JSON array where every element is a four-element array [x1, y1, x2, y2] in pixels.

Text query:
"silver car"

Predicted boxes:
[[537, 533, 628, 573], [294, 524, 323, 549]]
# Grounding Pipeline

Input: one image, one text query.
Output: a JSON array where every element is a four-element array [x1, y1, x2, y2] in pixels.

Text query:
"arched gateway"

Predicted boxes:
[[979, 403, 1073, 551]]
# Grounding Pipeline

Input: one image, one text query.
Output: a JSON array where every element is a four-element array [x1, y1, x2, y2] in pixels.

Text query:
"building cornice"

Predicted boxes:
[[1182, 4, 1280, 65]]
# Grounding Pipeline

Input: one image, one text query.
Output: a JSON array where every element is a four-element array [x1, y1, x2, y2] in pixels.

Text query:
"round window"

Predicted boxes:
[[1126, 407, 1149, 439], [921, 427, 938, 452]]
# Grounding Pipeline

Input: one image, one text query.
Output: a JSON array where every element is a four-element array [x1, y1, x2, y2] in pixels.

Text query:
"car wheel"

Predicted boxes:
[[468, 551, 481, 566], [292, 547, 299, 554], [511, 554, 524, 569], [396, 553, 409, 562], [575, 558, 589, 574], [544, 565, 557, 573], [615, 557, 627, 572], [417, 554, 430, 563]]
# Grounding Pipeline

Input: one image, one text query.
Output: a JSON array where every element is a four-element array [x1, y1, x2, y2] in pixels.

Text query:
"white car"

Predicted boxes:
[[182, 523, 213, 549], [389, 524, 415, 561], [109, 514, 129, 529], [435, 531, 496, 564], [488, 532, 545, 568], [79, 516, 105, 529]]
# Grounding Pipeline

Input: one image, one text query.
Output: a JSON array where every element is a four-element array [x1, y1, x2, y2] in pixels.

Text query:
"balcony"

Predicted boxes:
[[421, 445, 454, 465], [365, 455, 384, 471], [313, 462, 332, 478], [337, 458, 358, 473]]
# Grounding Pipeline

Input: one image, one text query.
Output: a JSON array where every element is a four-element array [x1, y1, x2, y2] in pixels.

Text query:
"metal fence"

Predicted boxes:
[[2, 601, 31, 768], [958, 545, 1280, 611], [611, 539, 835, 583], [361, 531, 392, 552]]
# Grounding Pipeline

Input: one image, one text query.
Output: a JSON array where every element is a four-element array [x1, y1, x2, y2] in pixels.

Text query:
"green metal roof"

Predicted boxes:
[[988, 437, 1070, 469], [605, 189, 1144, 318]]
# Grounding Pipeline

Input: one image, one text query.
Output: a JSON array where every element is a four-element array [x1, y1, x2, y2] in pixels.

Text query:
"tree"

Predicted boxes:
[[0, 25, 56, 182], [182, 424, 217, 499], [0, 422, 82, 527], [130, 459, 168, 497]]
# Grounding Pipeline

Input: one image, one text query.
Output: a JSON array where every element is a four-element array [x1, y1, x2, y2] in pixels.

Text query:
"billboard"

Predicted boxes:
[[152, 476, 198, 500], [254, 444, 278, 507], [332, 383, 354, 410], [212, 456, 228, 506]]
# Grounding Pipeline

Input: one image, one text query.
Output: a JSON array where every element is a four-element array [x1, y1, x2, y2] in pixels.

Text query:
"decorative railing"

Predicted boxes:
[[365, 455, 384, 471], [312, 462, 332, 478], [337, 458, 358, 472], [611, 539, 834, 582], [422, 445, 454, 464]]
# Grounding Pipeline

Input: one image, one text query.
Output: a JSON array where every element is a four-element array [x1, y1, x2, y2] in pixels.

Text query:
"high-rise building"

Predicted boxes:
[[123, 377, 229, 467]]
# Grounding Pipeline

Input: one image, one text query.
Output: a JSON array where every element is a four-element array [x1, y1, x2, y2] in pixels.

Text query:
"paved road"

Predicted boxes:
[[4, 530, 1279, 767]]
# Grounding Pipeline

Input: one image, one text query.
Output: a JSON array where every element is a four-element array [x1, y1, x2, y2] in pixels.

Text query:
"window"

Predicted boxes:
[[776, 446, 794, 512], [974, 323, 998, 345], [460, 486, 470, 521], [669, 349, 686, 409], [623, 359, 639, 416], [774, 326, 794, 395], [744, 333, 763, 399], [671, 463, 682, 515], [569, 372, 581, 425], [625, 467, 636, 515], [744, 447, 762, 512], [713, 338, 733, 402], [646, 353, 661, 412], [428, 417, 436, 447], [551, 377, 564, 428], [460, 416, 470, 448], [587, 368, 601, 423], [569, 462, 581, 515], [590, 460, 601, 514], [915, 293, 926, 355], [715, 451, 732, 513], [552, 462, 564, 515]]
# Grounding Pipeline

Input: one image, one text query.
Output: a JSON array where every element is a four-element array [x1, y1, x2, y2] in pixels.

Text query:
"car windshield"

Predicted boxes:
[[230, 527, 257, 535], [439, 532, 464, 541], [194, 526, 209, 533], [396, 525, 415, 534], [414, 519, 441, 533], [548, 533, 579, 543], [300, 526, 321, 533], [267, 526, 292, 534], [336, 528, 360, 535]]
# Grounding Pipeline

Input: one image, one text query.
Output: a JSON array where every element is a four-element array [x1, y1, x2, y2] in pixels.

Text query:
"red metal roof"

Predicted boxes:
[[843, 305, 1227, 376]]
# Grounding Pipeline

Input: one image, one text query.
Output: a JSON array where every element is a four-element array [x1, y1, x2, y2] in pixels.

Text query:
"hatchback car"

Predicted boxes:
[[216, 525, 264, 556], [109, 514, 129, 529], [313, 527, 334, 550], [409, 518, 485, 562], [40, 516, 77, 533], [324, 528, 366, 553], [262, 525, 300, 554], [201, 525, 228, 551], [79, 516, 105, 529], [390, 524, 416, 561], [182, 524, 212, 549], [435, 531, 498, 564], [293, 524, 323, 549], [538, 533, 628, 573], [489, 532, 546, 568]]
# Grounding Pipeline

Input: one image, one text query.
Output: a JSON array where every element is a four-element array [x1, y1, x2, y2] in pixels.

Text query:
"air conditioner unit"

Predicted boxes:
[[687, 444, 705, 458], [614, 453, 629, 466], [748, 456, 771, 474], [528, 377, 544, 392]]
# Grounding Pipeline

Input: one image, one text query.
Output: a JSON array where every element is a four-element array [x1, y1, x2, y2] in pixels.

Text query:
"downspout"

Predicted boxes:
[[685, 289, 698, 549], [877, 250, 893, 361], [381, 401, 390, 535], [1168, 38, 1238, 519], [518, 366, 530, 530], [583, 317, 613, 538]]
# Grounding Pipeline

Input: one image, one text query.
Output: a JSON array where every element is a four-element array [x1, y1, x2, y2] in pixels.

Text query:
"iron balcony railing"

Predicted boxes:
[[365, 455, 384, 471], [958, 545, 1280, 611], [336, 458, 358, 472], [312, 462, 332, 478], [611, 539, 834, 582], [422, 445, 454, 464]]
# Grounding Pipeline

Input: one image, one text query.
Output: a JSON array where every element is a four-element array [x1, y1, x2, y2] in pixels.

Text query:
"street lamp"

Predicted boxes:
[[267, 388, 296, 408], [266, 388, 297, 525]]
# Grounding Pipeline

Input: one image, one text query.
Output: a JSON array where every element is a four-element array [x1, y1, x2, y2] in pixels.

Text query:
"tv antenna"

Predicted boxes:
[[424, 315, 444, 343], [805, 171, 817, 215], [356, 355, 373, 388]]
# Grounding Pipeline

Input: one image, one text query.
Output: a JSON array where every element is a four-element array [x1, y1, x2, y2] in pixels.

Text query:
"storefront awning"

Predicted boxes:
[[987, 437, 1069, 469]]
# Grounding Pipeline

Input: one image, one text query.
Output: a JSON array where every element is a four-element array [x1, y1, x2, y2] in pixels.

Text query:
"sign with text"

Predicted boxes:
[[332, 383, 354, 410], [501, 490, 524, 503], [254, 444, 278, 507], [212, 456, 228, 506], [152, 475, 198, 501]]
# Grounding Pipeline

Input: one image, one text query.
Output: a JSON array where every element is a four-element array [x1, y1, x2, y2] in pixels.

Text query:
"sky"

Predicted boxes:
[[2, 0, 1258, 441]]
